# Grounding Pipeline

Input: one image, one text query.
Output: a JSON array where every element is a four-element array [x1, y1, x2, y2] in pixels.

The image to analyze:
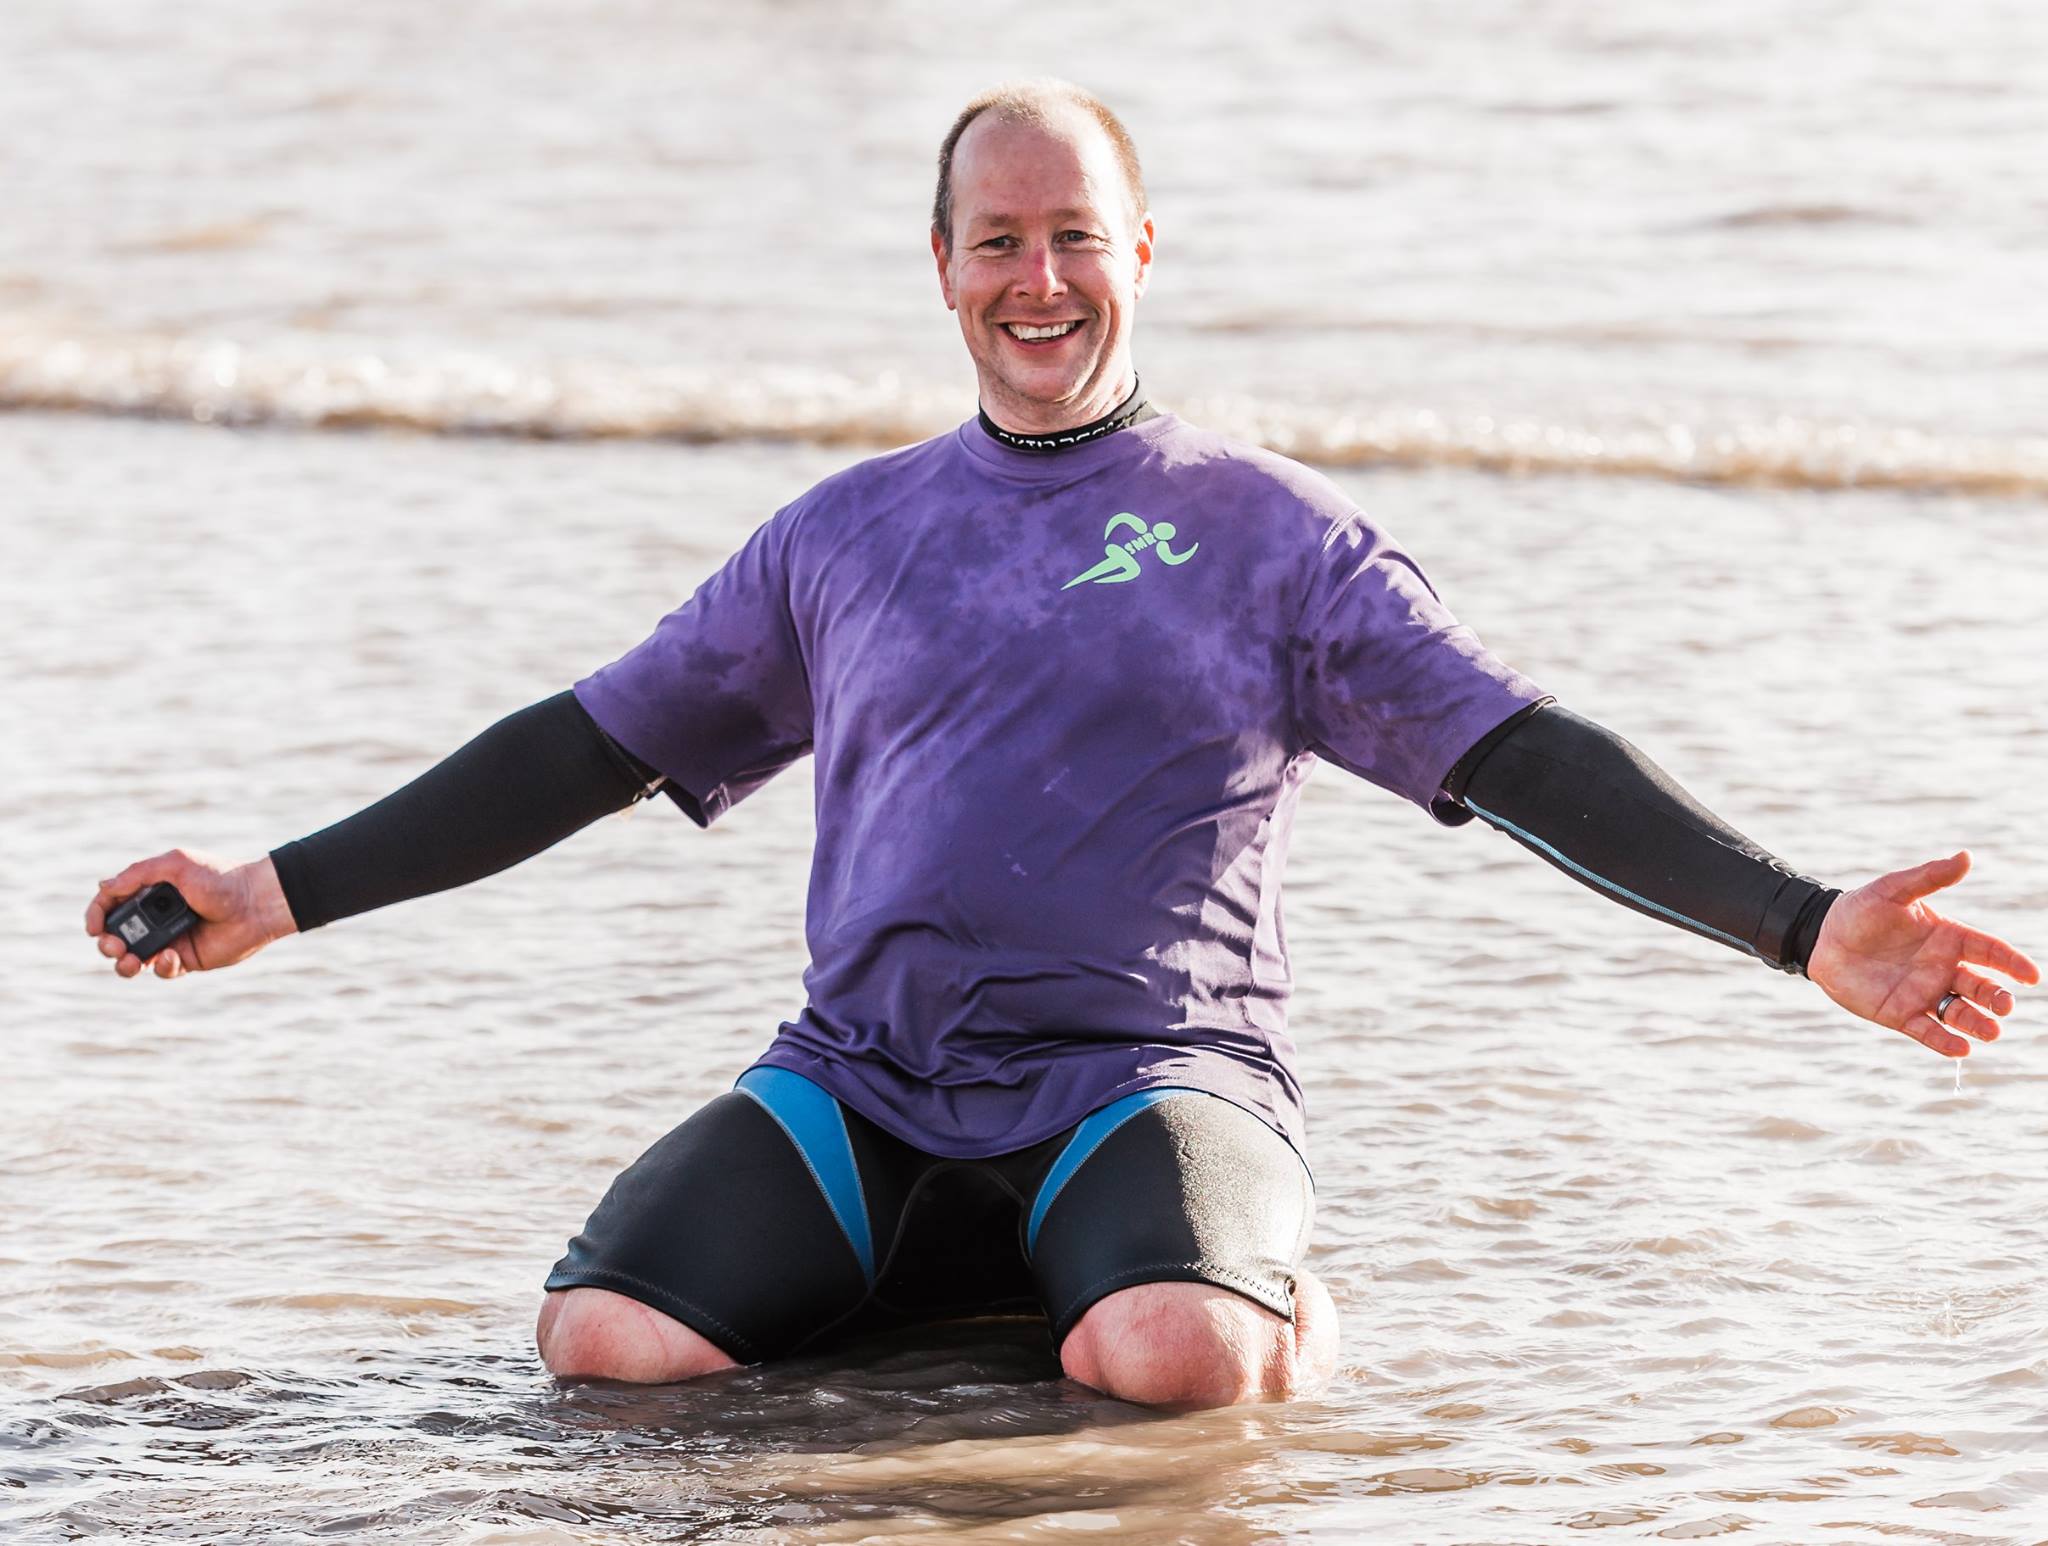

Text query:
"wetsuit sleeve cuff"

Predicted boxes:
[[268, 839, 322, 933], [1778, 886, 1841, 978]]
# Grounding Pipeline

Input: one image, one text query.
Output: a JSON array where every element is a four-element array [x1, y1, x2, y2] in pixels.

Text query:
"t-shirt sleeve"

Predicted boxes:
[[572, 510, 814, 827], [1291, 510, 1544, 822]]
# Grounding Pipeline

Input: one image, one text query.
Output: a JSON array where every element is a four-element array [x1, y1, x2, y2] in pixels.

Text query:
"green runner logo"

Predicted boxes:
[[1060, 512, 1199, 591]]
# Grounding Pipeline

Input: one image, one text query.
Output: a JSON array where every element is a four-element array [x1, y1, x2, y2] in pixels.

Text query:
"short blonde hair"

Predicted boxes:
[[932, 80, 1146, 250]]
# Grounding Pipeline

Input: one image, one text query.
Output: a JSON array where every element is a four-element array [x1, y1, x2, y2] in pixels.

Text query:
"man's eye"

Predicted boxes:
[[1059, 230, 1100, 244], [977, 236, 1016, 250]]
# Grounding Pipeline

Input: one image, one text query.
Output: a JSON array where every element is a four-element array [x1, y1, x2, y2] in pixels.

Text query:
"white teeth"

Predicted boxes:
[[1006, 321, 1080, 341]]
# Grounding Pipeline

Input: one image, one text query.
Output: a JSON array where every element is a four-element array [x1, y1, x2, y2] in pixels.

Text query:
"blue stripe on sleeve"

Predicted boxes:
[[1462, 797, 1760, 959]]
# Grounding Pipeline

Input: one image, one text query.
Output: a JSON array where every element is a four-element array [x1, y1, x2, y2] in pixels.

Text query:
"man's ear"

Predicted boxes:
[[931, 227, 957, 311], [1131, 213, 1156, 301]]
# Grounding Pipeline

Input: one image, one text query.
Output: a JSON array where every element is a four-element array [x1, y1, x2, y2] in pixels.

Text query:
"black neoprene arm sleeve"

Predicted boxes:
[[268, 690, 664, 932], [1442, 703, 1840, 975]]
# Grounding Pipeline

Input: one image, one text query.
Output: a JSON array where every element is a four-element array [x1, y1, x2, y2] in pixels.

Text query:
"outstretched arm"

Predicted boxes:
[[1445, 704, 2039, 1056], [86, 691, 663, 979]]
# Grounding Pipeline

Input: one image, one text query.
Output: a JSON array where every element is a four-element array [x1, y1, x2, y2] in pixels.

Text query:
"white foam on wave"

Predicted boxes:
[[5, 324, 2044, 497]]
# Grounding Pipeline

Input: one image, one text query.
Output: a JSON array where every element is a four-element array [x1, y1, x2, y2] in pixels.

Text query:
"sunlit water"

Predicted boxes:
[[3, 0, 2046, 490], [6, 0, 2048, 1540]]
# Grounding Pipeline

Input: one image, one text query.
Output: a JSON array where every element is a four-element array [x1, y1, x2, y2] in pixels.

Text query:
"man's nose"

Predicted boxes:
[[1011, 239, 1066, 298]]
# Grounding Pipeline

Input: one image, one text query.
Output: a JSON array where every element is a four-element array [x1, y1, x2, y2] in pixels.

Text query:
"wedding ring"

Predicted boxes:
[[1935, 992, 1962, 1023]]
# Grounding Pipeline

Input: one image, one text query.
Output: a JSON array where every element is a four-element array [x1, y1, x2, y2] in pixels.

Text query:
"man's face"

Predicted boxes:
[[932, 112, 1154, 433]]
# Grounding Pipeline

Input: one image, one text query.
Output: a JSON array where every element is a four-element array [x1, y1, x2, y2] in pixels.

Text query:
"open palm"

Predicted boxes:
[[1808, 850, 2040, 1057]]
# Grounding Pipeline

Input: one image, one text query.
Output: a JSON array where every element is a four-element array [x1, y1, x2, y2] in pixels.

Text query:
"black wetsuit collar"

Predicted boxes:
[[977, 380, 1156, 454]]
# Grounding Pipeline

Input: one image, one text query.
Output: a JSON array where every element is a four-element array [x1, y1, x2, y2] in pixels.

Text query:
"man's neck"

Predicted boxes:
[[977, 378, 1155, 454]]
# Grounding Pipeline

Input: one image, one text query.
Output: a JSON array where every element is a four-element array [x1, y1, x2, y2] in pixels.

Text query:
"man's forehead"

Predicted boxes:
[[952, 116, 1118, 214]]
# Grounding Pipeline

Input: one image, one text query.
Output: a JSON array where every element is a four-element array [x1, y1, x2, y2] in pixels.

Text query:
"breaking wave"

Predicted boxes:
[[5, 325, 2044, 497]]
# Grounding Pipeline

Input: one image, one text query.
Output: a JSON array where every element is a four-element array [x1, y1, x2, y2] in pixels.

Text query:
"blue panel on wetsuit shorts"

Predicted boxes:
[[1026, 1087, 1191, 1255], [735, 1067, 875, 1282]]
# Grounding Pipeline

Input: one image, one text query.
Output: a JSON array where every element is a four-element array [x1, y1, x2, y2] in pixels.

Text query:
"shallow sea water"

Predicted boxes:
[[6, 414, 2045, 1543], [6, 0, 2048, 1539]]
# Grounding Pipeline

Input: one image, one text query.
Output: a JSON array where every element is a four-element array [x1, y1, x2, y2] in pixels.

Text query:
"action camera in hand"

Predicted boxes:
[[105, 882, 199, 961]]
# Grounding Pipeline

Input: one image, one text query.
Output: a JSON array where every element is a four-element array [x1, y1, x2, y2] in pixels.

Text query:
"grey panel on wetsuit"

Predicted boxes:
[[1026, 1091, 1313, 1343]]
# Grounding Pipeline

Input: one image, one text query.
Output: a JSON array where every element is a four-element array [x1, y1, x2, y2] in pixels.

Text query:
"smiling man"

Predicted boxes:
[[932, 88, 1151, 436], [88, 81, 2037, 1408]]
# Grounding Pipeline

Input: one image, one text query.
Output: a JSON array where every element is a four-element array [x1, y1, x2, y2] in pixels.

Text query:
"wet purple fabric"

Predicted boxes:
[[576, 414, 1543, 1157]]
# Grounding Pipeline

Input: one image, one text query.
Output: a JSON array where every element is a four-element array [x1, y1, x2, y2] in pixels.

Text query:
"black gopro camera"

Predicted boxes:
[[105, 882, 199, 961]]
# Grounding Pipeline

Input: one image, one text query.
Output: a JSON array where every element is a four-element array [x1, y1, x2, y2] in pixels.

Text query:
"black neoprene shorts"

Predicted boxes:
[[543, 1070, 1315, 1363]]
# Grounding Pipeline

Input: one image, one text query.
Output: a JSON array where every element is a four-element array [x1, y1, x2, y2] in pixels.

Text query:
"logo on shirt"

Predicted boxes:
[[1060, 512, 1200, 591]]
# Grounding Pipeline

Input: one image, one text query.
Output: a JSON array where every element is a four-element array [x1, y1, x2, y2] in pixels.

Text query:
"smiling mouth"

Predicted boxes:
[[1002, 320, 1083, 342]]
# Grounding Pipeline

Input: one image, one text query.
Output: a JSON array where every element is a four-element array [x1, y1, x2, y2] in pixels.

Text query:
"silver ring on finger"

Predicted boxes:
[[1935, 991, 1962, 1023]]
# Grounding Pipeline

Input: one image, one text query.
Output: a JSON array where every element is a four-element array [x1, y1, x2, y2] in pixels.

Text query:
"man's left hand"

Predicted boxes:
[[1807, 850, 2040, 1057]]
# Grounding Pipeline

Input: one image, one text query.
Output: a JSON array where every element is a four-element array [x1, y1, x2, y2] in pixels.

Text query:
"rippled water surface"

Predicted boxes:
[[6, 1, 2048, 1540], [8, 416, 2045, 1542]]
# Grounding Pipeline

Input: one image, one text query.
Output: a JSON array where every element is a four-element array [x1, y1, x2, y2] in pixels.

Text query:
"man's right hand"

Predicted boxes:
[[85, 851, 298, 980]]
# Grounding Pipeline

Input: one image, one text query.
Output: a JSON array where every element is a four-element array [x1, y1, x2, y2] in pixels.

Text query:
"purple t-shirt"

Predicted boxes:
[[577, 414, 1542, 1158]]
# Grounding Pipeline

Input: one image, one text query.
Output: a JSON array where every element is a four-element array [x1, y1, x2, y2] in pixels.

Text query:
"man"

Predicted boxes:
[[86, 82, 2037, 1409]]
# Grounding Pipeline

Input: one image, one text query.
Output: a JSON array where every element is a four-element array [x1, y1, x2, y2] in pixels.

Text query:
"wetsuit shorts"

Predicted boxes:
[[543, 1072, 1314, 1363]]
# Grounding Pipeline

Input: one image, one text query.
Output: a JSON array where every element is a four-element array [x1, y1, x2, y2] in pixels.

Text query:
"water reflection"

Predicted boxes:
[[29, 1322, 1344, 1540]]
